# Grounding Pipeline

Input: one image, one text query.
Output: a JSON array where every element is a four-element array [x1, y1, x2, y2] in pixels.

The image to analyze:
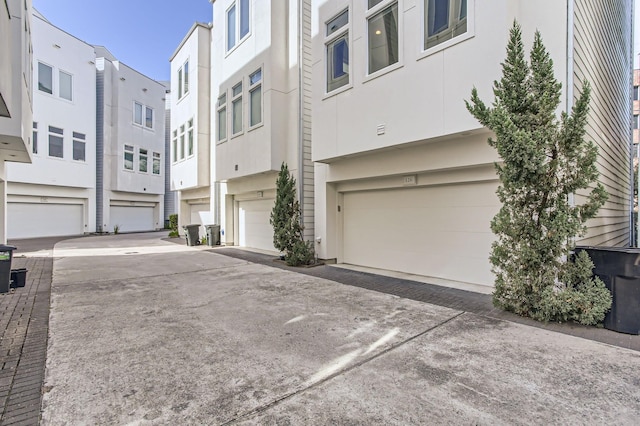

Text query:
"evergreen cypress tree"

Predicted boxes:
[[270, 163, 314, 266], [465, 22, 611, 325]]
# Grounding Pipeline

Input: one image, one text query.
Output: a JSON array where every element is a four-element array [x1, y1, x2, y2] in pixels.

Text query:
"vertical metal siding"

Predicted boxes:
[[163, 89, 176, 221], [573, 0, 633, 246], [95, 66, 104, 232]]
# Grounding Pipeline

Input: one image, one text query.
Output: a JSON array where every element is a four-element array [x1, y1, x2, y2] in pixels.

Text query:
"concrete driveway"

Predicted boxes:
[[42, 233, 640, 425]]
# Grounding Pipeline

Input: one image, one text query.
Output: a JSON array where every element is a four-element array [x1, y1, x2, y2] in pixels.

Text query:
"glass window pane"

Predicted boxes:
[[327, 35, 349, 92], [240, 0, 250, 38], [49, 135, 63, 158], [172, 139, 177, 161], [227, 5, 237, 50], [145, 107, 153, 128], [124, 152, 133, 170], [188, 129, 194, 156], [73, 140, 85, 161], [425, 0, 467, 49], [180, 134, 185, 159], [218, 108, 227, 141], [368, 3, 399, 74], [134, 103, 143, 125], [32, 130, 37, 154], [368, 0, 384, 9], [139, 150, 148, 172], [250, 86, 262, 126], [153, 157, 161, 175], [184, 61, 189, 93], [326, 10, 348, 36], [38, 62, 52, 94], [49, 126, 63, 134], [250, 69, 262, 85], [218, 93, 227, 106], [178, 68, 183, 98], [72, 132, 85, 140], [635, 115, 639, 130], [59, 71, 72, 101], [634, 86, 639, 101], [233, 82, 243, 97], [232, 98, 243, 134]]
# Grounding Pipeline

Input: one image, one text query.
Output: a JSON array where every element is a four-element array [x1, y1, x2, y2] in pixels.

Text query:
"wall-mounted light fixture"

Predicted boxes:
[[120, 77, 126, 81], [53, 44, 61, 48]]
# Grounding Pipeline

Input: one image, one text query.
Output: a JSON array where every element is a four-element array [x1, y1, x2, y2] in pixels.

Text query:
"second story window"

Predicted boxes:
[[424, 0, 468, 50], [124, 144, 134, 170], [139, 148, 148, 172], [179, 124, 185, 160], [48, 126, 63, 158], [227, 0, 250, 52], [153, 152, 161, 175], [59, 70, 73, 101], [178, 60, 189, 99], [187, 119, 194, 156], [145, 106, 153, 129], [72, 131, 85, 161], [32, 122, 38, 154], [326, 9, 349, 93], [249, 69, 262, 127], [367, 1, 399, 75], [134, 102, 143, 125], [217, 93, 227, 142], [232, 82, 243, 136], [134, 102, 154, 129], [172, 130, 178, 163]]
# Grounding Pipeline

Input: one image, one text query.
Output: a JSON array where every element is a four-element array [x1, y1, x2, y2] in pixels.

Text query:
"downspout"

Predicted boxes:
[[297, 0, 305, 234]]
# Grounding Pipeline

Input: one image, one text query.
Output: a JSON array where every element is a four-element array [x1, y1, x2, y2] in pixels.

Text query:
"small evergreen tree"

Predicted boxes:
[[270, 163, 314, 266], [465, 22, 611, 325]]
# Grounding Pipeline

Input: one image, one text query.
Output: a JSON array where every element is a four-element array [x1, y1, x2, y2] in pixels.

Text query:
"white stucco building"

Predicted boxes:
[[311, 0, 633, 291], [6, 9, 95, 239], [169, 23, 213, 238], [211, 0, 314, 250], [95, 47, 166, 234], [0, 0, 33, 244]]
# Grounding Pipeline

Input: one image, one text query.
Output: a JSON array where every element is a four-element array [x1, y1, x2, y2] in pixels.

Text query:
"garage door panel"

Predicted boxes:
[[239, 199, 276, 252], [343, 182, 499, 287], [8, 203, 83, 239], [110, 206, 154, 233]]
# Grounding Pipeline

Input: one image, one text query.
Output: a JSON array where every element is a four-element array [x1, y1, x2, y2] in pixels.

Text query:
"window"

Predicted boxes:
[[232, 82, 243, 135], [145, 107, 153, 129], [227, 0, 250, 51], [48, 126, 63, 158], [187, 119, 194, 156], [139, 148, 148, 172], [217, 93, 227, 141], [72, 131, 85, 161], [249, 69, 262, 127], [38, 62, 52, 94], [634, 115, 639, 130], [59, 71, 72, 101], [32, 122, 37, 154], [177, 60, 189, 98], [179, 124, 185, 160], [172, 130, 178, 162], [424, 0, 468, 50], [368, 0, 384, 8], [134, 102, 143, 125], [325, 10, 349, 92], [153, 152, 161, 175], [367, 1, 399, 74], [124, 144, 134, 170], [634, 86, 639, 101]]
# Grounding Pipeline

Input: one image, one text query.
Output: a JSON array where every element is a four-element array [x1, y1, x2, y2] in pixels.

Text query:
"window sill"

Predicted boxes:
[[225, 33, 251, 58], [231, 131, 244, 140], [418, 32, 474, 61], [248, 122, 264, 132], [363, 62, 403, 84], [323, 83, 353, 100]]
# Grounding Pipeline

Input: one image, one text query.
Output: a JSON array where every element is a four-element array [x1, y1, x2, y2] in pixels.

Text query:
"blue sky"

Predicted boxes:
[[32, 0, 213, 82]]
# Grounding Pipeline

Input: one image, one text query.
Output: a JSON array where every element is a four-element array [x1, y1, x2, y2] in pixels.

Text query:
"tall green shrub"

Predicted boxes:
[[168, 214, 179, 238], [465, 22, 611, 325], [270, 163, 314, 266]]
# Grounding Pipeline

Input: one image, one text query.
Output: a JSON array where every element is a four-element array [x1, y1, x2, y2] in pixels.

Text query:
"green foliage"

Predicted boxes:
[[200, 235, 208, 245], [465, 21, 610, 325], [113, 224, 120, 234], [169, 214, 179, 232], [270, 163, 314, 266], [168, 230, 179, 238]]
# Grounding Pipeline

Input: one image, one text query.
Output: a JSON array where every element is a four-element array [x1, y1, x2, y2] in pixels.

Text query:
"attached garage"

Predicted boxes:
[[110, 205, 155, 233], [238, 199, 276, 252], [8, 202, 84, 239], [342, 181, 499, 287]]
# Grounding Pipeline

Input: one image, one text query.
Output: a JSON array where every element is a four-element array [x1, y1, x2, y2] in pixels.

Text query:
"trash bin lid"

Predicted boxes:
[[0, 245, 17, 251]]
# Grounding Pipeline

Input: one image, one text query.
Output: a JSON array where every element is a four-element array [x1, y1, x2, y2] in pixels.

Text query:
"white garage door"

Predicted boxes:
[[343, 181, 499, 287], [110, 206, 155, 233], [238, 199, 276, 252], [8, 203, 84, 239]]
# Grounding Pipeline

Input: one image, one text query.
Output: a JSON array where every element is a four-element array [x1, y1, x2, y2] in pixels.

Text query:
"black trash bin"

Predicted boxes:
[[0, 245, 17, 294], [575, 246, 640, 335], [10, 268, 27, 288], [205, 224, 221, 246], [183, 224, 201, 247]]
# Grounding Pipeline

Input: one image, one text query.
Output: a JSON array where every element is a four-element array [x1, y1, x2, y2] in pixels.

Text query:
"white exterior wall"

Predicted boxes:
[[170, 23, 212, 232], [98, 59, 166, 233], [212, 0, 312, 248], [7, 11, 96, 238]]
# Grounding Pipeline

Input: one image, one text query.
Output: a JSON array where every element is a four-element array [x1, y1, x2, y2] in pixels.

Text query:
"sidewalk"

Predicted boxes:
[[0, 237, 68, 425]]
